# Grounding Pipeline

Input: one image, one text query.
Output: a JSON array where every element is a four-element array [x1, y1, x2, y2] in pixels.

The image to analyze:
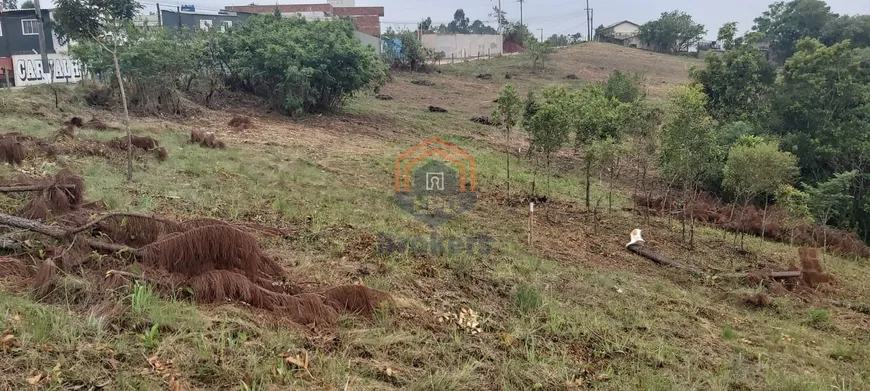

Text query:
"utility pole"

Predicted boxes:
[[33, 0, 50, 76], [538, 28, 543, 42], [518, 0, 524, 25], [498, 0, 502, 33], [584, 0, 591, 42], [157, 3, 162, 26], [590, 9, 594, 41]]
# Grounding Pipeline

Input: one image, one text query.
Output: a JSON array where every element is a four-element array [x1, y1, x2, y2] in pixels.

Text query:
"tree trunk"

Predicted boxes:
[[112, 51, 133, 182], [546, 153, 551, 197], [761, 196, 769, 242], [506, 129, 511, 199], [584, 158, 591, 208]]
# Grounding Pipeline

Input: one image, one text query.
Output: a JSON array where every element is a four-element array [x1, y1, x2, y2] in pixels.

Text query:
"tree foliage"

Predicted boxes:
[[638, 10, 707, 53], [771, 38, 870, 182], [658, 84, 719, 188], [217, 14, 386, 115], [722, 140, 799, 202], [602, 70, 646, 103], [717, 22, 739, 49], [753, 0, 836, 62], [691, 45, 776, 123], [20, 0, 33, 8], [504, 21, 536, 46], [382, 28, 431, 71], [526, 42, 554, 71]]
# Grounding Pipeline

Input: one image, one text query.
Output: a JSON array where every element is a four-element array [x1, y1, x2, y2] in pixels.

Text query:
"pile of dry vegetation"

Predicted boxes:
[[633, 192, 870, 258], [0, 169, 393, 329]]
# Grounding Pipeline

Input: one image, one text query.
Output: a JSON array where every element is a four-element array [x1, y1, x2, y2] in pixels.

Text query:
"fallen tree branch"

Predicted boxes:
[[67, 212, 178, 236], [0, 211, 132, 254], [627, 243, 705, 277], [715, 271, 803, 280], [0, 184, 77, 192]]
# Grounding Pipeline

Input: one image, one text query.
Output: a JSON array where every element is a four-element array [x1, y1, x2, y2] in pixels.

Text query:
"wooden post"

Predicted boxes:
[[528, 202, 534, 247]]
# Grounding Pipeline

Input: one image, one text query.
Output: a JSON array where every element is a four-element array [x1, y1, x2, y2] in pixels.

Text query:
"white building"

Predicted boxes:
[[600, 20, 653, 50]]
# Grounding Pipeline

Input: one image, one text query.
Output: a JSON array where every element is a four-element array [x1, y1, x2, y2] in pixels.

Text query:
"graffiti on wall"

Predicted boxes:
[[12, 54, 84, 87]]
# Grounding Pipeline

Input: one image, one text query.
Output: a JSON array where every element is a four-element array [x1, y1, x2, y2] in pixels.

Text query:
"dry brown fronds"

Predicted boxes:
[[321, 285, 394, 315], [139, 225, 284, 279], [31, 259, 58, 299]]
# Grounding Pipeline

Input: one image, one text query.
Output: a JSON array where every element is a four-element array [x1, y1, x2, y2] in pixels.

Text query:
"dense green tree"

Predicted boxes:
[[504, 21, 536, 45], [382, 29, 429, 70], [638, 10, 706, 53], [418, 17, 432, 32], [722, 139, 799, 244], [691, 45, 776, 123], [752, 0, 836, 62], [717, 22, 739, 49], [217, 15, 386, 115], [20, 0, 33, 8], [571, 85, 626, 207], [820, 15, 870, 48], [447, 9, 470, 33]]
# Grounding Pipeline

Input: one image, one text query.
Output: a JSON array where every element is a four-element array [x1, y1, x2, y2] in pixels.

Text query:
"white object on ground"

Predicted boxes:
[[626, 229, 645, 248]]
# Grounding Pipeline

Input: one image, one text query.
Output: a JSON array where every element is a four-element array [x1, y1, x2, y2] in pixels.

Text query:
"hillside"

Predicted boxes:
[[0, 44, 867, 391]]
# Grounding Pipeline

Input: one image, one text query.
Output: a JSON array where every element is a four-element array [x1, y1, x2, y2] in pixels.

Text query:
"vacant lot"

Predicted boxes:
[[0, 44, 867, 391]]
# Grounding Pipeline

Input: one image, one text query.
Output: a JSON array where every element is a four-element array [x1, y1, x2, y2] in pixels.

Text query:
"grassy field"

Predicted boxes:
[[0, 42, 868, 391]]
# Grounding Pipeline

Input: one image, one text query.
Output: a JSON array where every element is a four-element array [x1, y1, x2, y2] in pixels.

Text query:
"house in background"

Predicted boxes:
[[158, 9, 253, 32], [0, 9, 84, 87], [597, 20, 653, 50], [225, 0, 385, 36]]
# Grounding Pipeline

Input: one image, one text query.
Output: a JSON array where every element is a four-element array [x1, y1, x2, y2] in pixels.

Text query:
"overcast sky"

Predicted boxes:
[[134, 0, 870, 40]]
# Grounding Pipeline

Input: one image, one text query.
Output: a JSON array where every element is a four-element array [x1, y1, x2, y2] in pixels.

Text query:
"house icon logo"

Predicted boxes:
[[394, 137, 477, 227]]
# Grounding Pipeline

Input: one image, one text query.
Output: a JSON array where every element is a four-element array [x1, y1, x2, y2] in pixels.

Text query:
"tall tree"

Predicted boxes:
[[526, 86, 572, 196], [54, 0, 142, 181], [638, 10, 706, 53], [21, 0, 33, 8], [722, 138, 799, 246], [447, 9, 470, 34], [571, 85, 625, 207], [752, 0, 836, 62], [658, 84, 719, 245], [494, 84, 522, 197], [820, 15, 870, 48], [717, 22, 739, 49], [691, 44, 776, 123], [418, 17, 432, 32]]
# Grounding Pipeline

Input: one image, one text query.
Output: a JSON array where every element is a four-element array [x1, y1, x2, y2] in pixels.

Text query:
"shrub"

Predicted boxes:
[[602, 70, 646, 103], [218, 14, 386, 115], [382, 30, 431, 71]]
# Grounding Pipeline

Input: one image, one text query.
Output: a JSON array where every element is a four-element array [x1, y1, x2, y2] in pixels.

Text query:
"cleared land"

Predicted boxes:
[[0, 42, 867, 391]]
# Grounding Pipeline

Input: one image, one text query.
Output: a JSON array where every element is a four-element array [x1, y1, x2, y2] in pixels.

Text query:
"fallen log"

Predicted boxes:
[[0, 184, 77, 192], [0, 211, 130, 253], [627, 242, 705, 277]]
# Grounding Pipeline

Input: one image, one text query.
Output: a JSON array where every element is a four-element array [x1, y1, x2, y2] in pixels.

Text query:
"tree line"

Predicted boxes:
[[514, 0, 870, 245]]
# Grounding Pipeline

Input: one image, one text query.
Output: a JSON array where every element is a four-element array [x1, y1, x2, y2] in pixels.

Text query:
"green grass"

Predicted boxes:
[[0, 63, 868, 390]]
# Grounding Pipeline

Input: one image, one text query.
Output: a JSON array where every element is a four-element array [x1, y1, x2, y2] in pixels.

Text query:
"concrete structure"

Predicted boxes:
[[353, 31, 381, 55], [159, 9, 252, 31], [0, 9, 58, 58], [0, 9, 85, 87], [421, 34, 503, 60], [225, 1, 384, 36]]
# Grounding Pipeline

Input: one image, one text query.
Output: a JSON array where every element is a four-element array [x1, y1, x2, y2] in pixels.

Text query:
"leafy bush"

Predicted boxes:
[[217, 14, 386, 114], [382, 29, 431, 71], [602, 70, 646, 103]]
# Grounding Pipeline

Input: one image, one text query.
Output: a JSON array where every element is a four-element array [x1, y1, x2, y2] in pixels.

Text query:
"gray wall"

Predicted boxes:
[[160, 10, 251, 31], [353, 31, 381, 55], [0, 9, 57, 58]]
